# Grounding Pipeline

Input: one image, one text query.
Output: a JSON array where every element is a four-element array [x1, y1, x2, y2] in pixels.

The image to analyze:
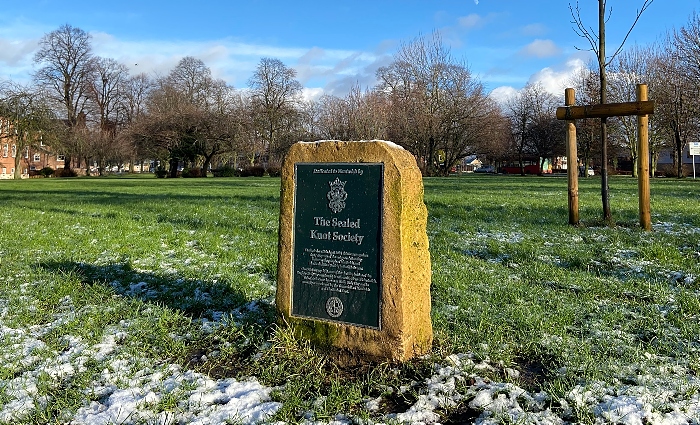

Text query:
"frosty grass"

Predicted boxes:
[[0, 175, 699, 424]]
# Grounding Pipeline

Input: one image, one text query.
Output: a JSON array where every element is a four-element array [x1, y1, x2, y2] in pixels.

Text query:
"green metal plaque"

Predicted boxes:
[[291, 163, 383, 328]]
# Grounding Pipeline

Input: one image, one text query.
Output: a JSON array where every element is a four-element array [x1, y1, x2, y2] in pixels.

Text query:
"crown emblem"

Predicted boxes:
[[327, 177, 347, 214]]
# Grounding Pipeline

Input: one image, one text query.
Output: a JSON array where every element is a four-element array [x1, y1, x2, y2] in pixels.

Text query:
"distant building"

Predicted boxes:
[[656, 145, 700, 176], [458, 155, 482, 172], [615, 144, 700, 176], [0, 117, 66, 179]]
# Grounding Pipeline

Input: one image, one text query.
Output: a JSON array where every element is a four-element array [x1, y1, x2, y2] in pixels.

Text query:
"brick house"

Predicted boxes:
[[0, 117, 66, 179]]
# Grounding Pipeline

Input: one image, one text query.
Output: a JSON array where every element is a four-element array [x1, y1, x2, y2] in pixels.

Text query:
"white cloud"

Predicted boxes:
[[0, 38, 38, 67], [458, 14, 484, 30], [301, 87, 324, 102], [0, 19, 46, 82], [0, 17, 386, 95], [519, 39, 561, 58], [520, 24, 547, 37], [489, 86, 518, 106], [488, 57, 587, 104], [88, 31, 383, 91], [528, 57, 586, 95]]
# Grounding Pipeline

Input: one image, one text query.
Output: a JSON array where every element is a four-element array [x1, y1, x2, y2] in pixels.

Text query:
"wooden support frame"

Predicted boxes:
[[556, 101, 655, 120], [557, 84, 653, 231]]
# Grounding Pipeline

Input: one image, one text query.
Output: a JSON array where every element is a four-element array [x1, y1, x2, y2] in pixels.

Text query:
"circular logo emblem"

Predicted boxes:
[[325, 297, 344, 318]]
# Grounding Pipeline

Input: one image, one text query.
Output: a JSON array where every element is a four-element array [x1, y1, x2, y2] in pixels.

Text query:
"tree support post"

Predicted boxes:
[[557, 87, 654, 229], [637, 84, 651, 231], [565, 88, 579, 225]]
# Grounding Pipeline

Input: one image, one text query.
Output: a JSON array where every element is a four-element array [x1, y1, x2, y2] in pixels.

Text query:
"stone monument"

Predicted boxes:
[[276, 140, 432, 362]]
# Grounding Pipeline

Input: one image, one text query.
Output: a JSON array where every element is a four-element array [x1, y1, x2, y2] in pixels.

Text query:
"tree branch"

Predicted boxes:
[[606, 0, 655, 66], [569, 1, 599, 55]]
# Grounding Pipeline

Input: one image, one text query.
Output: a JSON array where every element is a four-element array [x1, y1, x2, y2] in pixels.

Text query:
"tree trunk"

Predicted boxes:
[[201, 152, 216, 177], [675, 131, 684, 178], [169, 157, 179, 178], [651, 151, 658, 177], [518, 147, 525, 176], [13, 149, 22, 179], [599, 0, 612, 223], [64, 154, 72, 172]]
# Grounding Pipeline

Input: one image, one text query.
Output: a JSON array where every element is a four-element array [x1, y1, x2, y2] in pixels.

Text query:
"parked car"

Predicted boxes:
[[474, 165, 496, 173]]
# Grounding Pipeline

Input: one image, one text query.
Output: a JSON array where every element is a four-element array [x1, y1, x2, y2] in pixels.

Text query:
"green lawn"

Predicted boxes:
[[0, 174, 698, 424]]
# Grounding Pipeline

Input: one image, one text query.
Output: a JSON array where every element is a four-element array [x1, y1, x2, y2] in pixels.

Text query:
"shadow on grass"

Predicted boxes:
[[29, 263, 450, 421], [427, 199, 571, 227], [34, 259, 285, 385], [2, 187, 279, 209], [34, 259, 271, 321]]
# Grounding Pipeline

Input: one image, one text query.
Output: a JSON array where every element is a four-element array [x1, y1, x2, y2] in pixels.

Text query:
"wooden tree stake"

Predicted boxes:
[[637, 84, 651, 231], [565, 88, 579, 225], [558, 85, 654, 229]]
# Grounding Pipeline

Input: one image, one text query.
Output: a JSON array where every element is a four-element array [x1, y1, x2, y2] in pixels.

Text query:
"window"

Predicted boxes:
[[33, 153, 41, 162], [2, 144, 7, 158], [11, 145, 16, 158], [1, 168, 5, 175], [24, 147, 29, 159], [57, 155, 65, 162], [10, 168, 14, 174]]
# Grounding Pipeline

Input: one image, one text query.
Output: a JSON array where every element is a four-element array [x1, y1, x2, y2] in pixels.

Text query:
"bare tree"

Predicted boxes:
[[132, 83, 199, 177], [33, 24, 95, 173], [568, 64, 601, 176], [345, 85, 389, 140], [674, 12, 700, 83], [668, 13, 700, 177], [316, 94, 352, 140], [477, 110, 512, 167], [234, 93, 263, 167], [506, 83, 557, 175], [198, 78, 243, 174], [570, 0, 654, 222], [133, 57, 242, 176], [248, 58, 302, 166], [121, 73, 154, 172], [0, 83, 59, 178], [377, 32, 493, 176], [314, 85, 389, 141], [121, 73, 153, 125], [164, 56, 214, 106], [526, 115, 566, 175], [85, 57, 130, 175], [609, 44, 652, 177]]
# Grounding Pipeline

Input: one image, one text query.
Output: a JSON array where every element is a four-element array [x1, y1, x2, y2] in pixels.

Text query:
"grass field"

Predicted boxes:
[[0, 174, 698, 424]]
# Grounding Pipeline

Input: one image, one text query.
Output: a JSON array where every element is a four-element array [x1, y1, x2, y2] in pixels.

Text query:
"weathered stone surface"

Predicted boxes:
[[276, 140, 432, 362]]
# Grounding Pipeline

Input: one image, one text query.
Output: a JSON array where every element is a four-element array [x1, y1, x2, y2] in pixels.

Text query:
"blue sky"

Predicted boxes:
[[0, 0, 696, 102]]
